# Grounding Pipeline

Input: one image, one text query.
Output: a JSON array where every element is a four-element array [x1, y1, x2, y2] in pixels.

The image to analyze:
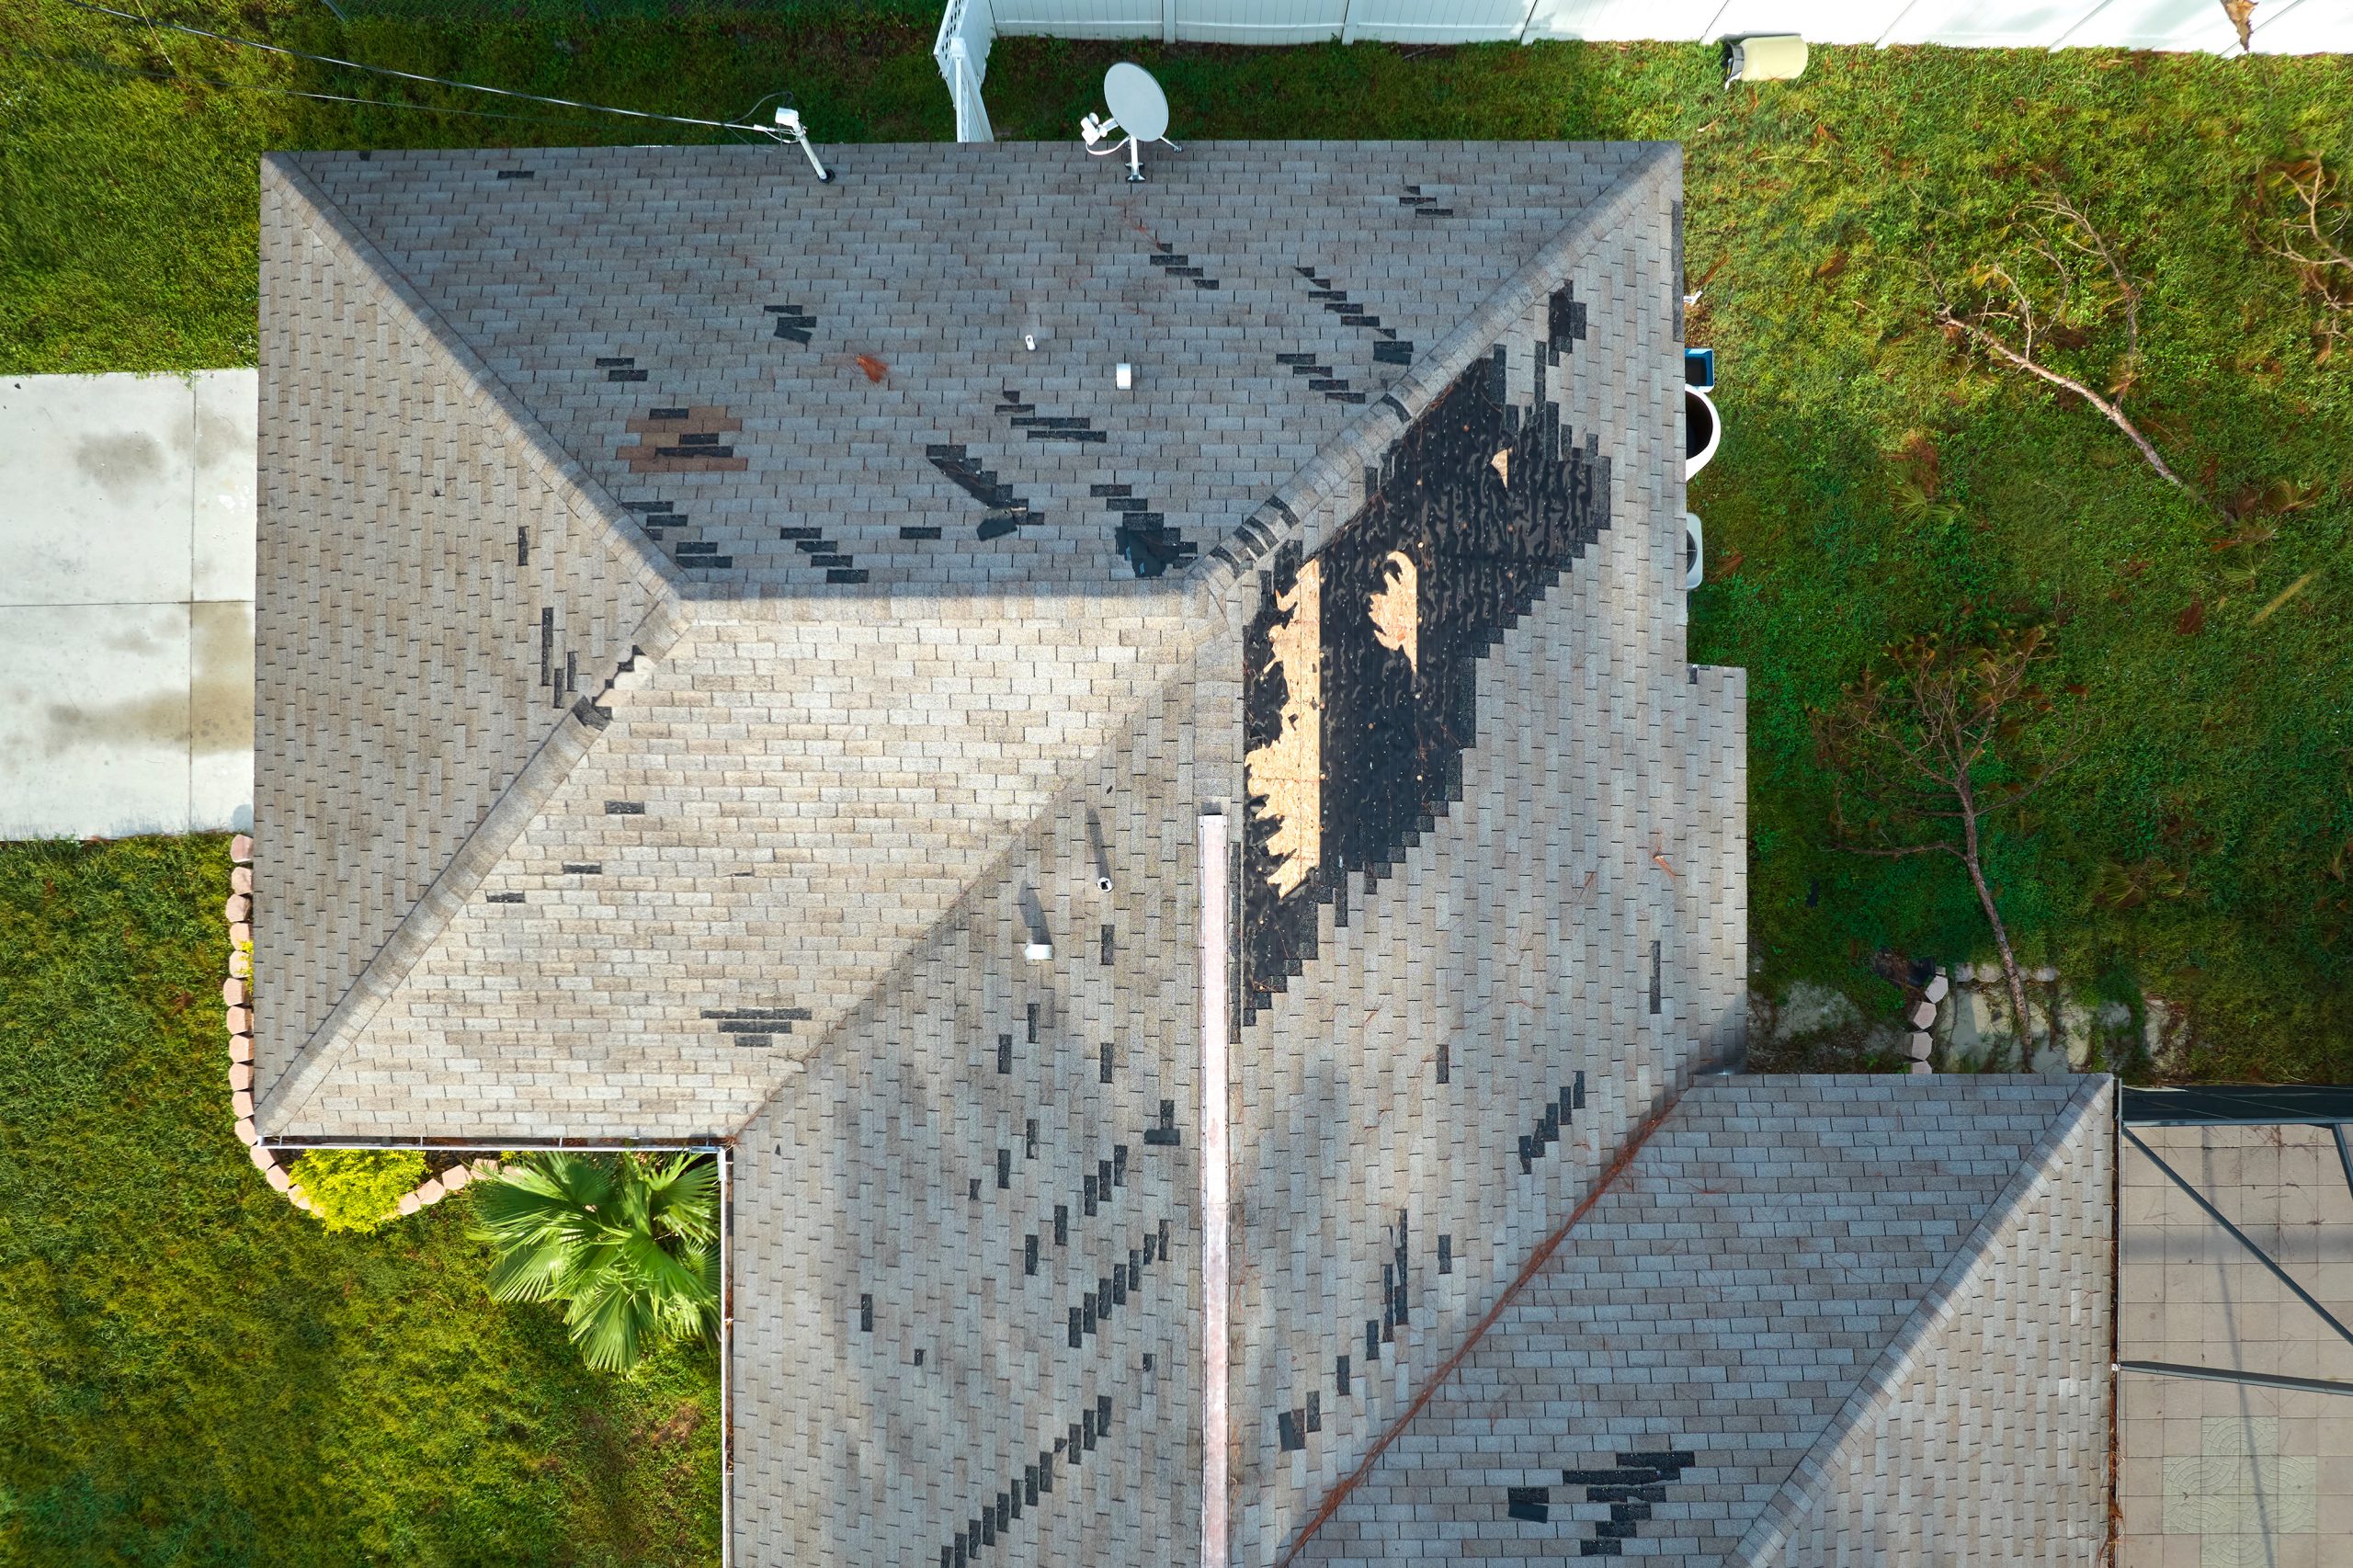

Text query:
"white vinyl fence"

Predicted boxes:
[[933, 0, 2346, 141]]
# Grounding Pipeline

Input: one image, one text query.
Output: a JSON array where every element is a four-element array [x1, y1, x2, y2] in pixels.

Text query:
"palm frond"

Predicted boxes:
[[474, 1151, 721, 1373]]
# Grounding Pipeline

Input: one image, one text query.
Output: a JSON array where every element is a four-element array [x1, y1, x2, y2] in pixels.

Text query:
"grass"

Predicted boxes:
[[0, 836, 722, 1566], [3, 7, 2350, 1076]]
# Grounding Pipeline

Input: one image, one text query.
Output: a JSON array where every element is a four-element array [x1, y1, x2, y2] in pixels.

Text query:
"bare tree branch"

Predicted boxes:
[[1935, 305, 2188, 489]]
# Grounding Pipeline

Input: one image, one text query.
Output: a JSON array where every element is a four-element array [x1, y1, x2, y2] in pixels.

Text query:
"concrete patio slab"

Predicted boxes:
[[0, 370, 256, 840]]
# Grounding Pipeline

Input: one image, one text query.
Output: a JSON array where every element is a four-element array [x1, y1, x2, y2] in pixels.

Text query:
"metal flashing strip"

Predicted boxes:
[[2121, 1083, 2353, 1126], [1199, 810, 1232, 1568]]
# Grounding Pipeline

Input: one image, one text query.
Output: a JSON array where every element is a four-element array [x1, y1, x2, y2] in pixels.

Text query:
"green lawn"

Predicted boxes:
[[0, 836, 722, 1566], [4, 6, 2350, 1078]]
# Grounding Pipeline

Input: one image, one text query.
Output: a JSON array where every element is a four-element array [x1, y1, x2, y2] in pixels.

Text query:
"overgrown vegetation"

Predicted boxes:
[[5, 8, 2350, 1078], [0, 836, 721, 1565]]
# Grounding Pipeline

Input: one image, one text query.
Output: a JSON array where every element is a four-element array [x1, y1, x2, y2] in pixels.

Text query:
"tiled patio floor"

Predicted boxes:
[[2118, 1124, 2353, 1567]]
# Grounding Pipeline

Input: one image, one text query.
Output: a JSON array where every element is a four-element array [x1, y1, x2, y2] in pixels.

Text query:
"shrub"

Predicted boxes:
[[297, 1148, 427, 1234]]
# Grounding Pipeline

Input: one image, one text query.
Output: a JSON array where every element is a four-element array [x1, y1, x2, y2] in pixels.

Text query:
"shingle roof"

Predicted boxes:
[[252, 140, 1675, 1139], [277, 140, 1662, 594], [1295, 1075, 2113, 1564]]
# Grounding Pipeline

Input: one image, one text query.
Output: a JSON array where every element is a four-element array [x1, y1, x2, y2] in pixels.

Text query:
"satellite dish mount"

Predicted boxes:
[[1081, 62, 1178, 183], [762, 95, 833, 183]]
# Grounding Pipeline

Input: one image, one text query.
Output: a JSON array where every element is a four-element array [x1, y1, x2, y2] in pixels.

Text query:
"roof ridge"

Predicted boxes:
[[1188, 141, 1677, 615], [1726, 1075, 2116, 1566], [256, 597, 698, 1132], [261, 154, 683, 603]]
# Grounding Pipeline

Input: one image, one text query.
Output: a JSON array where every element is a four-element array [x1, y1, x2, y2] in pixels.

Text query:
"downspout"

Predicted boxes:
[[1199, 810, 1231, 1568]]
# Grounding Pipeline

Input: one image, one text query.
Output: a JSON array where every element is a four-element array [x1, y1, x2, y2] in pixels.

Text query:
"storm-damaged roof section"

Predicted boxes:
[[250, 140, 1673, 1141]]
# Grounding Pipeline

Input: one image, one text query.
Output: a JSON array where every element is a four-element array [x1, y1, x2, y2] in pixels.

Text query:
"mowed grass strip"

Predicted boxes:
[[0, 836, 722, 1567]]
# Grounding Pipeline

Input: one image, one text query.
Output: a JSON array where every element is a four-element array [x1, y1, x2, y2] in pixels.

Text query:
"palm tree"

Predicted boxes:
[[472, 1152, 720, 1374]]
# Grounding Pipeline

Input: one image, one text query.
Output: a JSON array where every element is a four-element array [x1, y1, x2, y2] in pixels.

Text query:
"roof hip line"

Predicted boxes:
[[1727, 1074, 2116, 1565], [256, 597, 696, 1132], [261, 153, 683, 600]]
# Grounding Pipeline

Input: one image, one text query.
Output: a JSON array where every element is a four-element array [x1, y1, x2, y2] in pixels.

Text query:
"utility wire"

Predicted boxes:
[[5, 41, 614, 130], [54, 0, 777, 134]]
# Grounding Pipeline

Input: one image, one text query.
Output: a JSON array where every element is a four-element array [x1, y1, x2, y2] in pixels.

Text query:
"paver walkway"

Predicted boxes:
[[0, 370, 255, 839]]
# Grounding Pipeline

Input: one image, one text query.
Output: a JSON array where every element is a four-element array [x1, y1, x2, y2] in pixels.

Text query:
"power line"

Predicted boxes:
[[5, 41, 613, 130], [54, 0, 776, 134]]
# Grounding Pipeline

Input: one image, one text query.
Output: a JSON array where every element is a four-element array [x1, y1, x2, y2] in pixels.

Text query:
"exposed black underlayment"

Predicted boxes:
[[1518, 1072, 1587, 1175], [700, 1005, 810, 1050], [1272, 349, 1370, 407], [1291, 265, 1416, 369], [485, 892, 525, 903], [927, 443, 1039, 541], [1146, 238, 1223, 291], [496, 167, 534, 180], [776, 523, 869, 584], [1547, 283, 1589, 360], [1396, 182, 1456, 220], [1292, 1207, 1415, 1451], [1092, 481, 1198, 579], [998, 388, 1108, 445], [1064, 1223, 1163, 1349], [938, 1393, 1118, 1568], [1510, 1448, 1695, 1554], [1383, 1210, 1411, 1343], [622, 498, 735, 569], [965, 392, 1198, 574], [595, 354, 649, 383], [763, 301, 816, 347], [1241, 345, 1613, 1021]]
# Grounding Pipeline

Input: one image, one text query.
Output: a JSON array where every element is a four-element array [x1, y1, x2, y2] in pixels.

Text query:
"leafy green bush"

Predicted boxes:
[[296, 1148, 426, 1234]]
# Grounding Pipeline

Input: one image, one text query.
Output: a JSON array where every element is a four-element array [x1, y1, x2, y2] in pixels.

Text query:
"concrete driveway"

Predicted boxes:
[[0, 370, 255, 840]]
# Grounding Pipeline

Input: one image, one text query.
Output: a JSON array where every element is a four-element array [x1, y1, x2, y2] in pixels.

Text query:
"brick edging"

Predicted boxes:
[[222, 834, 494, 1222]]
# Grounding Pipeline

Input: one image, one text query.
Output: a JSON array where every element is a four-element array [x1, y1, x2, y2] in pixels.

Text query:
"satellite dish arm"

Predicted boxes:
[[770, 107, 834, 183]]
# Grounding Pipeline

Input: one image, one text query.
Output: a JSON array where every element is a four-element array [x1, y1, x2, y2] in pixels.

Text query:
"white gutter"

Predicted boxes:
[[1199, 810, 1232, 1568]]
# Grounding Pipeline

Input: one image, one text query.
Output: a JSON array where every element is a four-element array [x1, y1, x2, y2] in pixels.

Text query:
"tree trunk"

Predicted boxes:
[[1958, 797, 2034, 1069]]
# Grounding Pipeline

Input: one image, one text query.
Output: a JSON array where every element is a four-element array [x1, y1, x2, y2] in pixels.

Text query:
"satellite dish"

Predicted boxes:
[[1079, 62, 1179, 182], [1104, 62, 1168, 144]]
